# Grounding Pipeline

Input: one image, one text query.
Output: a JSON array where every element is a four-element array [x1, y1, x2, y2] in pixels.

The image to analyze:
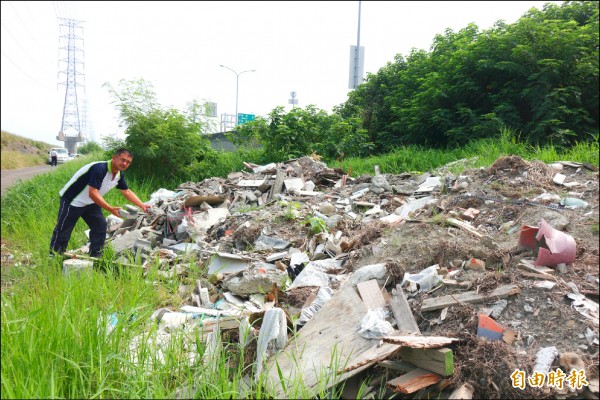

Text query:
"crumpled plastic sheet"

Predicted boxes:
[[255, 308, 288, 379], [296, 286, 334, 327], [358, 307, 394, 339], [400, 264, 442, 294]]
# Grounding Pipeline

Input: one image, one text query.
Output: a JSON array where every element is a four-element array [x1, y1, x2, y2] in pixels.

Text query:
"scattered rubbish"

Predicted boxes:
[[488, 299, 508, 319], [421, 284, 520, 312], [566, 285, 600, 326], [533, 280, 557, 290], [357, 279, 387, 309], [255, 308, 288, 378], [533, 346, 558, 374], [553, 173, 566, 185], [62, 258, 93, 276], [359, 308, 394, 339], [465, 258, 485, 272], [51, 154, 597, 398], [518, 218, 576, 266], [296, 286, 334, 327], [382, 334, 459, 348], [477, 314, 505, 341], [207, 252, 251, 275], [560, 197, 589, 208], [348, 263, 388, 287], [386, 368, 442, 394], [401, 264, 442, 294], [395, 196, 436, 219]]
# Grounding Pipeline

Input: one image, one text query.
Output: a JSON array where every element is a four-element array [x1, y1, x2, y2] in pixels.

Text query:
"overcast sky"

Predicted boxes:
[[1, 1, 559, 147]]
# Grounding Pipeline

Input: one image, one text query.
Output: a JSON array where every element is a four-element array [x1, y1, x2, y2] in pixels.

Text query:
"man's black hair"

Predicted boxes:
[[114, 148, 133, 158]]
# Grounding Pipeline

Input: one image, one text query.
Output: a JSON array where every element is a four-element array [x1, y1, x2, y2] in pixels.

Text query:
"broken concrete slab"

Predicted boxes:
[[395, 196, 436, 219], [254, 234, 290, 251], [207, 252, 252, 275], [222, 268, 288, 296], [110, 229, 144, 254]]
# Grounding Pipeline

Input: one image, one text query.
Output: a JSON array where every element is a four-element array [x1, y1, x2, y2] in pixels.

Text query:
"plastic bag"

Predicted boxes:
[[359, 308, 394, 339], [255, 308, 288, 379], [296, 286, 334, 327]]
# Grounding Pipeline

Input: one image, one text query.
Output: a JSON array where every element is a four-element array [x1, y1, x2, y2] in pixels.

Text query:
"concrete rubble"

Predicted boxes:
[[63, 155, 598, 399]]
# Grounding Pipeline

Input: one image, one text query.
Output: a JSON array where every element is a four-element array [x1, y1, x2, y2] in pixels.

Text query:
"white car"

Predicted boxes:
[[48, 148, 69, 164]]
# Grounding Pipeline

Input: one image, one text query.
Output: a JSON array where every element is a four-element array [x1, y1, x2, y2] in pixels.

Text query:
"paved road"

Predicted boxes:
[[1, 165, 53, 196]]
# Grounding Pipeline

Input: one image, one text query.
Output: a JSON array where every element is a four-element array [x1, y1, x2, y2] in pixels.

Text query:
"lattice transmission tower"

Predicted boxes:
[[56, 17, 85, 154]]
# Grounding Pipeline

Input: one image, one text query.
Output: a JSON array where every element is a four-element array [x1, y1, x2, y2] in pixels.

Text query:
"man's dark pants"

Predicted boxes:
[[50, 198, 107, 257], [51, 156, 57, 166]]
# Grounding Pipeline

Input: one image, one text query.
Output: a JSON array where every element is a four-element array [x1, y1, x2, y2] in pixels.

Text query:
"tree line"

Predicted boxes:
[[103, 1, 598, 181]]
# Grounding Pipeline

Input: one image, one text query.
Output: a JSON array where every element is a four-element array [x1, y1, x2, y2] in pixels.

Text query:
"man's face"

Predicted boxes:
[[112, 153, 133, 171]]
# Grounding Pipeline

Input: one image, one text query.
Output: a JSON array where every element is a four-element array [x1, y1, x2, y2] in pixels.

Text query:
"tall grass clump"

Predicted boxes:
[[334, 127, 598, 176], [1, 260, 159, 398]]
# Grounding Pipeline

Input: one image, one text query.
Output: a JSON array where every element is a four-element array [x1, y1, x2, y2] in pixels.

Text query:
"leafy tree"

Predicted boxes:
[[339, 1, 599, 150], [103, 78, 214, 181], [77, 141, 103, 155], [234, 105, 373, 161]]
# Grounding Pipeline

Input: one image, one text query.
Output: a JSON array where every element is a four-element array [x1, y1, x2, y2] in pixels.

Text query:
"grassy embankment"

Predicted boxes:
[[1, 130, 598, 398], [1, 130, 55, 169]]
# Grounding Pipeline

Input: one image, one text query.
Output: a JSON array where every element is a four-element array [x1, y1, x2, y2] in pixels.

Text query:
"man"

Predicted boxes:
[[49, 147, 150, 258], [50, 149, 58, 167]]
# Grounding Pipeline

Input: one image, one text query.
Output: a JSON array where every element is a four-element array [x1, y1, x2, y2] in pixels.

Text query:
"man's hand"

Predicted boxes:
[[140, 204, 151, 213], [110, 206, 122, 218]]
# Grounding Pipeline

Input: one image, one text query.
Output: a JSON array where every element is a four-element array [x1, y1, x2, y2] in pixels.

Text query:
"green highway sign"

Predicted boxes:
[[237, 113, 255, 125]]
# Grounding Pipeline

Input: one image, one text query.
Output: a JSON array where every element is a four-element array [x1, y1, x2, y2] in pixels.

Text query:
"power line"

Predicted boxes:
[[0, 49, 55, 92], [0, 20, 55, 77]]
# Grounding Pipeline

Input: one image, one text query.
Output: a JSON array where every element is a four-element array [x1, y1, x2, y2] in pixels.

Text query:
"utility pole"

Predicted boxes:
[[348, 1, 364, 90], [220, 65, 256, 126], [57, 18, 86, 155], [354, 0, 362, 89]]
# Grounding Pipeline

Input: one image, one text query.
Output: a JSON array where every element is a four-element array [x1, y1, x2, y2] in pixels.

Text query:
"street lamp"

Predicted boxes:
[[220, 64, 256, 126]]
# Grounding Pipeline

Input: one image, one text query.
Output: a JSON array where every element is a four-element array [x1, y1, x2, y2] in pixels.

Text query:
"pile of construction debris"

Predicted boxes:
[[64, 155, 599, 399]]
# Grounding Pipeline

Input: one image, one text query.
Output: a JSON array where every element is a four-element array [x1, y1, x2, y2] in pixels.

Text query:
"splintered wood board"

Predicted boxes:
[[390, 284, 420, 333], [383, 335, 458, 348], [264, 284, 373, 397], [340, 341, 401, 373], [386, 368, 442, 394], [420, 284, 520, 312]]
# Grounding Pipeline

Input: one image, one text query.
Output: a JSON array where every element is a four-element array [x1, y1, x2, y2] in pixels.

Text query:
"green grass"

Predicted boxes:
[[335, 128, 598, 176]]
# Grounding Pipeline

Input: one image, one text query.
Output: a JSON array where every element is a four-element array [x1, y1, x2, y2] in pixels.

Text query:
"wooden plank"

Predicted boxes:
[[448, 382, 475, 399], [398, 347, 453, 376], [268, 169, 285, 200], [377, 359, 417, 373], [390, 284, 420, 333], [382, 335, 458, 348], [357, 279, 387, 309], [420, 284, 520, 312], [519, 271, 557, 281], [386, 368, 442, 394], [264, 283, 374, 398], [517, 259, 555, 275], [446, 217, 483, 238], [339, 341, 401, 373]]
